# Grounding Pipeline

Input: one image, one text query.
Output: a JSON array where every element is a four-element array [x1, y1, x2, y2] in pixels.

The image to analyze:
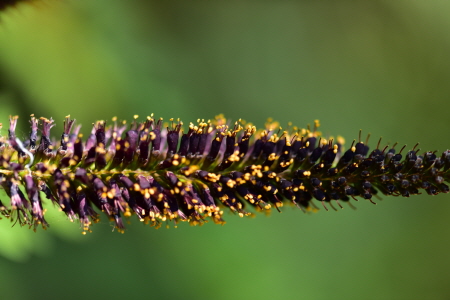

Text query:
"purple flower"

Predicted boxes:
[[0, 114, 449, 234]]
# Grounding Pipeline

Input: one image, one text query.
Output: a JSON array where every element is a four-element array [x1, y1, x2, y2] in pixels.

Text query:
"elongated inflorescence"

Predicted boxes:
[[0, 115, 449, 234]]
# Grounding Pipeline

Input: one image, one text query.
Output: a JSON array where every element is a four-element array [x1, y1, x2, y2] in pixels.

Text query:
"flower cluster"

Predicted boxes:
[[0, 115, 449, 234]]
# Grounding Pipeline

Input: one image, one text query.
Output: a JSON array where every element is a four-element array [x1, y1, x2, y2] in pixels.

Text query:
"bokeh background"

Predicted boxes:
[[1, 1, 450, 299]]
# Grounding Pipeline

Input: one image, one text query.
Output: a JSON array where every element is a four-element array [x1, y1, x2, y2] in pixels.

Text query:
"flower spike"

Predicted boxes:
[[0, 115, 449, 234]]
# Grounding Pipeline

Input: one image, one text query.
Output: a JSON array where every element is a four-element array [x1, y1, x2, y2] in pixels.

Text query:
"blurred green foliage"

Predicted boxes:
[[1, 1, 450, 299]]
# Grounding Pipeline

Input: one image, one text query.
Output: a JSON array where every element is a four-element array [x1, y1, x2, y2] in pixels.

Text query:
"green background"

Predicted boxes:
[[1, 1, 450, 299]]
